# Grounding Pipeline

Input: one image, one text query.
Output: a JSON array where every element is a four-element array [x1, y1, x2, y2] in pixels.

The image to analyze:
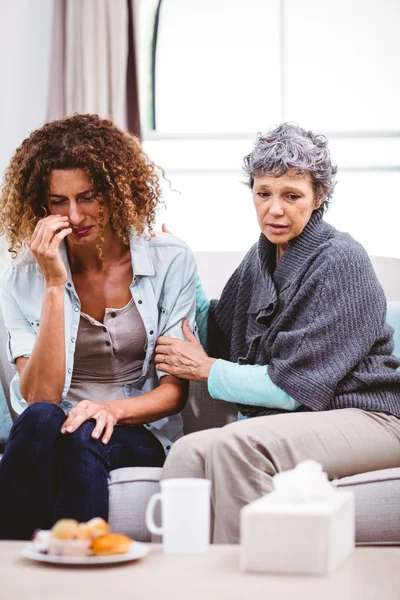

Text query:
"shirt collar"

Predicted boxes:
[[128, 230, 155, 277]]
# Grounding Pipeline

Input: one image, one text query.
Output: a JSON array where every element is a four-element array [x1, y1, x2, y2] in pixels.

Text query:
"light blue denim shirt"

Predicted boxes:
[[0, 231, 197, 455]]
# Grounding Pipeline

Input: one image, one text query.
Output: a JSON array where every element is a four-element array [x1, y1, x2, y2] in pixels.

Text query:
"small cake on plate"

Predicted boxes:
[[91, 533, 133, 556], [48, 519, 91, 556]]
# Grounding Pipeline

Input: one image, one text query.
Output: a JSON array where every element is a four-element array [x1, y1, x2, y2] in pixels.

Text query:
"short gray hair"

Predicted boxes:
[[243, 123, 337, 210]]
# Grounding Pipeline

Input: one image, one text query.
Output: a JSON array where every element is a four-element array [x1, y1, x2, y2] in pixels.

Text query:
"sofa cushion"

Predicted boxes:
[[0, 382, 12, 443], [108, 467, 162, 541], [336, 468, 400, 543], [183, 381, 237, 434], [386, 301, 400, 358]]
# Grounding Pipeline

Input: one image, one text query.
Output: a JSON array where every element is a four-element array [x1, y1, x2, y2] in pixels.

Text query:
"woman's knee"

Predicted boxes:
[[61, 420, 98, 452], [208, 419, 272, 466], [12, 402, 65, 438], [161, 429, 217, 480]]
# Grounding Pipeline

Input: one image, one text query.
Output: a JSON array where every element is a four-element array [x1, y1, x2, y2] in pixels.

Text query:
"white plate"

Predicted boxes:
[[21, 541, 149, 566]]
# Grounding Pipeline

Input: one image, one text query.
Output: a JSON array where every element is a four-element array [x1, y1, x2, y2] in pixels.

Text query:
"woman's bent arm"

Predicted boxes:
[[17, 284, 66, 404], [107, 376, 187, 425], [61, 375, 188, 442]]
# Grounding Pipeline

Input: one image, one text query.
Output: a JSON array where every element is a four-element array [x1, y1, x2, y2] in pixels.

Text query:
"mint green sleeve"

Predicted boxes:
[[208, 359, 300, 410], [195, 275, 210, 351]]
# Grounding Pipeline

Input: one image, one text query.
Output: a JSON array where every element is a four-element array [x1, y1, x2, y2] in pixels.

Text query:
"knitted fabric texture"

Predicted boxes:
[[208, 210, 400, 418]]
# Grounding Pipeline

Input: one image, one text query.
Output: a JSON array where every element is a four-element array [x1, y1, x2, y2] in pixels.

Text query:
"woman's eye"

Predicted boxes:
[[287, 194, 299, 201], [49, 199, 66, 206], [257, 192, 269, 198], [81, 196, 95, 202]]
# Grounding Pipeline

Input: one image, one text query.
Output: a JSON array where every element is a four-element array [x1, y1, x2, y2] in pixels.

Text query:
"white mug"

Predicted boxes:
[[146, 478, 211, 555]]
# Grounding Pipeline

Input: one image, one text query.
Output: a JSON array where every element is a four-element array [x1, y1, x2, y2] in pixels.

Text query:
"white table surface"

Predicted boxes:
[[1, 542, 399, 600]]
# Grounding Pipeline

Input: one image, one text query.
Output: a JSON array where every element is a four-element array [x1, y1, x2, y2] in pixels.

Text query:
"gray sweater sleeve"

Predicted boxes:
[[268, 242, 390, 410]]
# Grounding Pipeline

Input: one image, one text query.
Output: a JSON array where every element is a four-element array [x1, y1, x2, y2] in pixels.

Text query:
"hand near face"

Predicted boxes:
[[28, 215, 72, 287], [61, 399, 118, 444], [155, 320, 216, 382]]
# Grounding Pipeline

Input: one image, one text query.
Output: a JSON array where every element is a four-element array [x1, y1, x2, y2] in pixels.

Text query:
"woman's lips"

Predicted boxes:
[[71, 226, 93, 238], [266, 224, 289, 234]]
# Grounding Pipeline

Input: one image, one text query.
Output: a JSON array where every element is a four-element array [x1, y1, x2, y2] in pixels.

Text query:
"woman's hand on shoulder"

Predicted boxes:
[[61, 399, 119, 444], [155, 320, 216, 382], [28, 215, 72, 287]]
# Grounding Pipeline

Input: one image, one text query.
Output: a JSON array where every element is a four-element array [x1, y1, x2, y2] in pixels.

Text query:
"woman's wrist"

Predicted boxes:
[[104, 401, 124, 423], [199, 357, 217, 382], [44, 282, 66, 293]]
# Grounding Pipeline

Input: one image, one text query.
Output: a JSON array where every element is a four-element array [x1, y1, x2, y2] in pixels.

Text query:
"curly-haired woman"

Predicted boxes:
[[0, 114, 196, 540], [155, 123, 400, 544]]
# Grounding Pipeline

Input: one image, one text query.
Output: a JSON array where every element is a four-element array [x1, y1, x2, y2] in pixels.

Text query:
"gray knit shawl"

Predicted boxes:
[[208, 210, 400, 418]]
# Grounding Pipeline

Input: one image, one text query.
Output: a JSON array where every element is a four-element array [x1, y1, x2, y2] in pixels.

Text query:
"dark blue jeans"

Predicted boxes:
[[0, 402, 165, 540]]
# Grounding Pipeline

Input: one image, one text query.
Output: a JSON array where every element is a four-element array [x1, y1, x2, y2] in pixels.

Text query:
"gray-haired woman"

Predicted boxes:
[[155, 123, 400, 543]]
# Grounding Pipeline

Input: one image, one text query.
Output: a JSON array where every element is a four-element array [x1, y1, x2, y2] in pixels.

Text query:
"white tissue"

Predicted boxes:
[[272, 460, 334, 503]]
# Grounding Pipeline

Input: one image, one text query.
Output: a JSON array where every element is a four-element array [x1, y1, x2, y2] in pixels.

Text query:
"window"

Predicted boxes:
[[137, 0, 400, 256]]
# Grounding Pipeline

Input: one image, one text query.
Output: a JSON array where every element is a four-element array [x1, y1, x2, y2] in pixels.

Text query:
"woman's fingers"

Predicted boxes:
[[161, 223, 172, 235], [61, 401, 95, 433], [182, 319, 198, 342], [32, 216, 70, 253], [101, 417, 115, 445], [61, 401, 115, 445], [91, 411, 107, 440], [29, 216, 71, 286], [156, 335, 172, 347]]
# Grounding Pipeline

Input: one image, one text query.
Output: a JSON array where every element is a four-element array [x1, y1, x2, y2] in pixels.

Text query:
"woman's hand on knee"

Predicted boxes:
[[61, 400, 118, 444]]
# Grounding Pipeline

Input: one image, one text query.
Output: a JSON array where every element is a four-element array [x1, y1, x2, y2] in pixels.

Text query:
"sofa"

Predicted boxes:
[[0, 300, 399, 544]]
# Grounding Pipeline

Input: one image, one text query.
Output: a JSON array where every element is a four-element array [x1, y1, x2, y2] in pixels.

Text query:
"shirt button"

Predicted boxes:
[[166, 445, 171, 450], [68, 368, 72, 374], [110, 312, 116, 318], [74, 307, 79, 312], [67, 283, 72, 288], [149, 330, 154, 335], [102, 327, 107, 333], [105, 341, 111, 347], [71, 337, 75, 343], [138, 300, 143, 304]]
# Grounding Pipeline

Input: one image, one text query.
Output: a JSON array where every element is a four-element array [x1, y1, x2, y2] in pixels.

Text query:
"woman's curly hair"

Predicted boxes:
[[0, 113, 163, 257]]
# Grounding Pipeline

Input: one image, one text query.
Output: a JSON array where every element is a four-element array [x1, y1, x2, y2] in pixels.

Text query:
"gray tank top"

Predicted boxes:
[[67, 297, 146, 406]]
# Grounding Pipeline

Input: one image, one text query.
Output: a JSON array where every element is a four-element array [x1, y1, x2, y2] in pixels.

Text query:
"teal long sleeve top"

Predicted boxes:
[[195, 276, 300, 413]]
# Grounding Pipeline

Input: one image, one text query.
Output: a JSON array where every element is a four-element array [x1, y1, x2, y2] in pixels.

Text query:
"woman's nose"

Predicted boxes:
[[269, 197, 284, 216], [67, 201, 84, 225]]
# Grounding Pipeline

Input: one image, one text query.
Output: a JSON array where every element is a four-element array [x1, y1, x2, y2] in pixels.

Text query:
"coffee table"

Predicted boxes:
[[1, 542, 399, 600]]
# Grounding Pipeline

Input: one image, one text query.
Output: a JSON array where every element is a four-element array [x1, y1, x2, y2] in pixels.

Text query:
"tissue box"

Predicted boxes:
[[240, 489, 355, 575]]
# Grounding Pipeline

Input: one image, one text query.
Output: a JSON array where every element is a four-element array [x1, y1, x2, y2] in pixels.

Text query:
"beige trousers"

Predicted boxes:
[[161, 409, 400, 543]]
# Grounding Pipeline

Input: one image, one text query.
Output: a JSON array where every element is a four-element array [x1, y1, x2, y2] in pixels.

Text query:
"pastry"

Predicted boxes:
[[91, 533, 133, 556], [80, 517, 109, 540], [50, 519, 80, 540]]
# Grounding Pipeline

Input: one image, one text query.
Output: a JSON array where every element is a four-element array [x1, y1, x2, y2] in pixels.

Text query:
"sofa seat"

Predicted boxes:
[[106, 466, 400, 544], [108, 467, 162, 541], [337, 467, 400, 544]]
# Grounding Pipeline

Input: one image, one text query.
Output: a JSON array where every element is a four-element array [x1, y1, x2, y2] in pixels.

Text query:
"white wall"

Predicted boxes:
[[0, 0, 53, 178]]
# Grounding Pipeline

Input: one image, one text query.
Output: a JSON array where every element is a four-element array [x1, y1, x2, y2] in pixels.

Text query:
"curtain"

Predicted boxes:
[[47, 0, 141, 136]]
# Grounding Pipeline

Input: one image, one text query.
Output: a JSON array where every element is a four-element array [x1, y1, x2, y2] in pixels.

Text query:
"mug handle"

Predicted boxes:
[[145, 492, 163, 535]]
